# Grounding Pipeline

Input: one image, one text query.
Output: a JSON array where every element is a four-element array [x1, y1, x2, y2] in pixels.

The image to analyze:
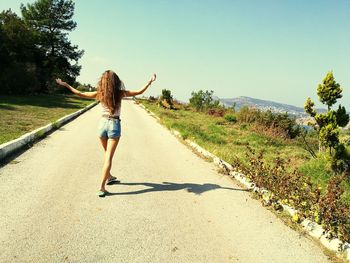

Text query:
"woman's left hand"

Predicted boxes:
[[149, 73, 157, 83]]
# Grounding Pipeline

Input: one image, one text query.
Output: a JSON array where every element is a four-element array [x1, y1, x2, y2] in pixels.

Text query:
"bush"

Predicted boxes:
[[319, 175, 350, 242], [76, 85, 95, 92], [232, 146, 350, 244], [240, 123, 247, 130], [148, 96, 158, 101], [263, 111, 301, 139], [237, 107, 300, 139], [341, 135, 350, 146], [0, 62, 40, 94], [236, 106, 260, 123], [224, 114, 237, 123], [189, 90, 220, 111], [158, 89, 174, 109], [330, 144, 350, 174], [232, 146, 321, 218], [161, 89, 173, 103], [207, 108, 225, 117]]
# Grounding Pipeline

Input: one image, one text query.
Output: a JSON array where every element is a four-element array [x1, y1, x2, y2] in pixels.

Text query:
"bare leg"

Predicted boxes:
[[99, 137, 114, 179], [99, 137, 108, 151], [100, 138, 120, 191]]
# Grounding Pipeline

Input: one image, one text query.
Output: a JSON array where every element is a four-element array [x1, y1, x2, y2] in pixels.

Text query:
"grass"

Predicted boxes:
[[142, 100, 309, 165], [140, 99, 350, 204], [0, 94, 94, 145]]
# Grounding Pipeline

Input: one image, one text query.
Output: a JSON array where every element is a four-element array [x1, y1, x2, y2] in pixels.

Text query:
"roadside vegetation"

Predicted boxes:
[[139, 72, 350, 245], [0, 1, 95, 145], [0, 94, 94, 145], [0, 0, 84, 95]]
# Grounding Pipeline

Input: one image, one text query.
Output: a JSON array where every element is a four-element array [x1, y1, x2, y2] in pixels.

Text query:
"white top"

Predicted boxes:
[[100, 101, 121, 117]]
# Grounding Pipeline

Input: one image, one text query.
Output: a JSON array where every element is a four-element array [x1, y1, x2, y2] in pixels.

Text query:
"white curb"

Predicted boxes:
[[0, 101, 98, 162], [137, 101, 350, 261]]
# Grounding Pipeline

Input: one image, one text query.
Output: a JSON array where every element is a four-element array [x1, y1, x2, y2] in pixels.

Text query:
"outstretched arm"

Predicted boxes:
[[124, 74, 156, 97], [55, 79, 97, 99]]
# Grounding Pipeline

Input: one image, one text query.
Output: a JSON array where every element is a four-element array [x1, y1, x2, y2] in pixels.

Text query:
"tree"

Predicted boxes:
[[158, 89, 174, 109], [189, 90, 220, 111], [0, 10, 40, 94], [21, 0, 84, 92], [317, 72, 342, 110], [304, 71, 350, 173]]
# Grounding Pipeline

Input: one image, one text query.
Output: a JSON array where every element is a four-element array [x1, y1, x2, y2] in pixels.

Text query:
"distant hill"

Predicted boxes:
[[218, 96, 327, 118]]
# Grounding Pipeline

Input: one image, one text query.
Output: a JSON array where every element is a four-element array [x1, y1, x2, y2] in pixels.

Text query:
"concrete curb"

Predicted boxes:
[[137, 101, 350, 262], [0, 101, 98, 162]]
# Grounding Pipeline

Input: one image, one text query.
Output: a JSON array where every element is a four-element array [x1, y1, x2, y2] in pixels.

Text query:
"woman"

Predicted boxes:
[[56, 70, 157, 197]]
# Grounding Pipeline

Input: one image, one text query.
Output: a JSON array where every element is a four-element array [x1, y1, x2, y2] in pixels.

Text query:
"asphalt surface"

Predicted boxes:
[[0, 100, 331, 263]]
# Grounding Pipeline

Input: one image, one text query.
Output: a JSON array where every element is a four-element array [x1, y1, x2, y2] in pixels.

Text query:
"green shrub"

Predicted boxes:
[[161, 89, 173, 103], [158, 89, 174, 109], [237, 107, 300, 139], [236, 106, 260, 123], [189, 90, 220, 111], [232, 146, 321, 219], [240, 123, 247, 130], [319, 175, 350, 241], [224, 114, 237, 123], [341, 135, 350, 146], [232, 146, 350, 243]]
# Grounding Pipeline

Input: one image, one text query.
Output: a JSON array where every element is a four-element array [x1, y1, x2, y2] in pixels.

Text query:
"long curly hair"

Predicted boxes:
[[96, 70, 125, 114]]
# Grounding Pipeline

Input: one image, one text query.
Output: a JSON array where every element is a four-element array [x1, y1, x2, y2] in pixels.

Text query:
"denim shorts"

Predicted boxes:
[[97, 117, 121, 139]]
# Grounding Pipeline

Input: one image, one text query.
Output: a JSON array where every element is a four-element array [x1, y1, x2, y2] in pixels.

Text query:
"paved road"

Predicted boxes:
[[0, 100, 331, 263]]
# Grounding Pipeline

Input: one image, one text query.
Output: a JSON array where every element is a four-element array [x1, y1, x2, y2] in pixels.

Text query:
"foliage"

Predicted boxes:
[[298, 128, 318, 158], [189, 90, 220, 111], [232, 146, 321, 218], [304, 71, 350, 173], [342, 135, 350, 146], [236, 106, 260, 123], [140, 98, 350, 205], [0, 0, 84, 95], [317, 72, 343, 110], [236, 106, 300, 139], [75, 83, 95, 92], [0, 10, 41, 94], [21, 0, 84, 92], [230, 102, 237, 113], [158, 89, 174, 109], [224, 114, 237, 123], [207, 108, 225, 117], [319, 175, 350, 242], [232, 146, 350, 243], [148, 96, 158, 102]]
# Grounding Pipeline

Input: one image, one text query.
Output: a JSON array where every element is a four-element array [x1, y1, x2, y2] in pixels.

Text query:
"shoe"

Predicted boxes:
[[107, 175, 120, 185], [98, 190, 109, 197]]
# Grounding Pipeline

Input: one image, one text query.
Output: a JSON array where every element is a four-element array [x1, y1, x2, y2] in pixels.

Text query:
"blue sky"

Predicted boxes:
[[1, 0, 349, 108]]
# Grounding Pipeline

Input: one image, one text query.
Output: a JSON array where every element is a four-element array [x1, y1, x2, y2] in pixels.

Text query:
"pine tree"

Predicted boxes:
[[304, 71, 349, 173], [0, 10, 40, 94], [21, 0, 83, 92]]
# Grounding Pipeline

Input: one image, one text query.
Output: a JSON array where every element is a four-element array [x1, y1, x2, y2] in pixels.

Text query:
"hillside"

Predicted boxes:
[[219, 96, 327, 118]]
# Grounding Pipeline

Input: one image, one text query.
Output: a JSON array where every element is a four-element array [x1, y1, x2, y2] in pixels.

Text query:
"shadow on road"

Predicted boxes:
[[106, 181, 249, 196]]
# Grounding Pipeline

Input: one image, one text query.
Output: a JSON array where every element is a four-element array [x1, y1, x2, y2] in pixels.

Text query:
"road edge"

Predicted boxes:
[[136, 101, 350, 262], [0, 101, 98, 162]]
